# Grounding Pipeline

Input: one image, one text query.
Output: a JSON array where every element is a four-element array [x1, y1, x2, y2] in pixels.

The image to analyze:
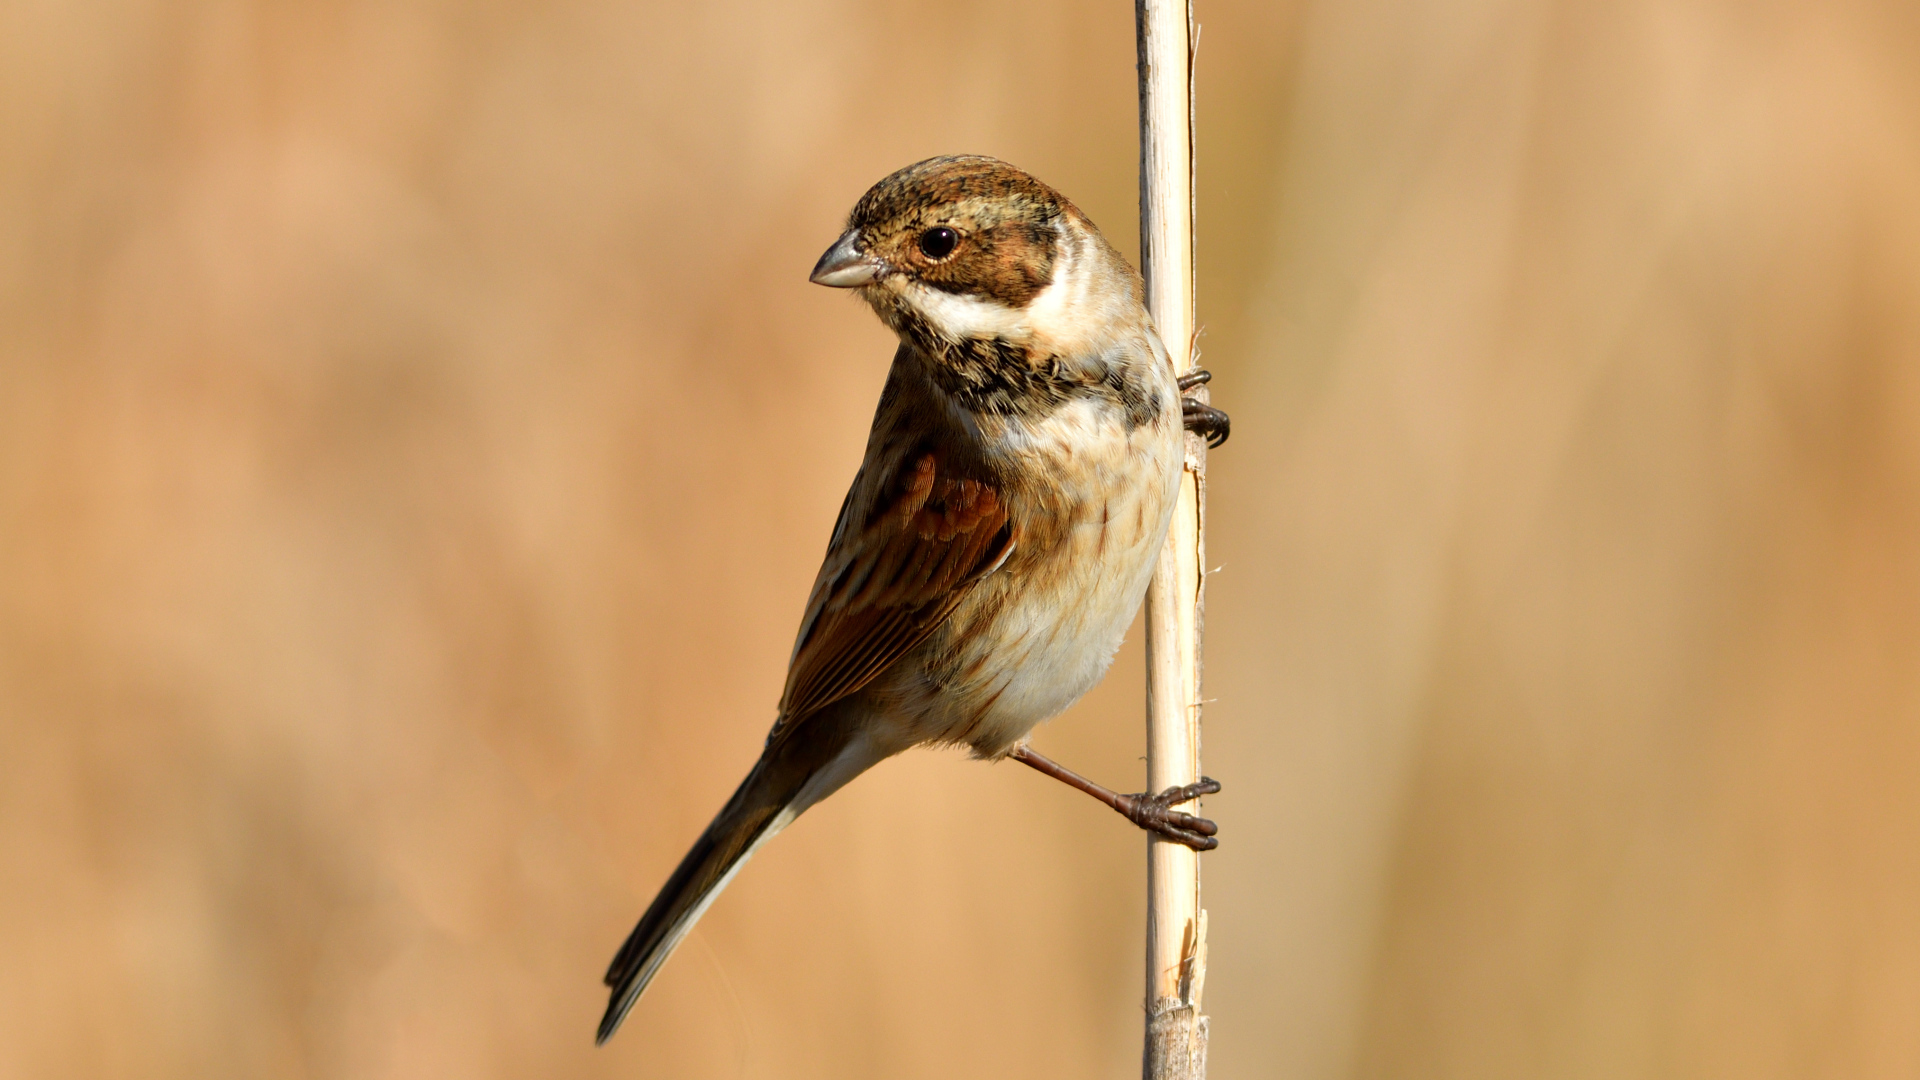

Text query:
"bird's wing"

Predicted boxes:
[[772, 452, 1015, 732]]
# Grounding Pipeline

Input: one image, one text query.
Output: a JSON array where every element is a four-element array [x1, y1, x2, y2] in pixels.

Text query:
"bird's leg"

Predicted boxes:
[[1177, 368, 1230, 448], [1008, 744, 1220, 851]]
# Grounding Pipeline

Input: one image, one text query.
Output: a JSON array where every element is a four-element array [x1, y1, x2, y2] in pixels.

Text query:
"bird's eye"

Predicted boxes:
[[918, 226, 959, 260]]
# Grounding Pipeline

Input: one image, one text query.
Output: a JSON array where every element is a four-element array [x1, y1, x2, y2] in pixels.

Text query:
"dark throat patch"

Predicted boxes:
[[875, 297, 1160, 429]]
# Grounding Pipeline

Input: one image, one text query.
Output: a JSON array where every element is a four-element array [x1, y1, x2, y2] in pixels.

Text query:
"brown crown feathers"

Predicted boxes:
[[844, 154, 1140, 310]]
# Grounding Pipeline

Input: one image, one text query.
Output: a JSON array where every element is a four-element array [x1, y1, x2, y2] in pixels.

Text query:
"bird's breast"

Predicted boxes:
[[869, 382, 1183, 756]]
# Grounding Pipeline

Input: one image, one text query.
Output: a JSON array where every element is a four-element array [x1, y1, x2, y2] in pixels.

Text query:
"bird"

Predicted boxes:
[[597, 155, 1229, 1044]]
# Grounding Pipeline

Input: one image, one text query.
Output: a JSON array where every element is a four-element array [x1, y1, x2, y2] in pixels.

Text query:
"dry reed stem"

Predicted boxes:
[[1138, 0, 1209, 1076]]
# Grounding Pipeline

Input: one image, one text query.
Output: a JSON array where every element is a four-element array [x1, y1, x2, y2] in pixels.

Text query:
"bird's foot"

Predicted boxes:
[[1117, 778, 1222, 851], [1177, 369, 1230, 448], [1007, 745, 1223, 851]]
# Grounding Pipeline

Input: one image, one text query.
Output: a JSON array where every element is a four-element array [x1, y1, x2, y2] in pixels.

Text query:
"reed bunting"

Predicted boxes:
[[598, 155, 1229, 1043]]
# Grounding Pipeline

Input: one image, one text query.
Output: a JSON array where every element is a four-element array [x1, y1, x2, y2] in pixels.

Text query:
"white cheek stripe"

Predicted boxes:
[[909, 285, 1030, 341]]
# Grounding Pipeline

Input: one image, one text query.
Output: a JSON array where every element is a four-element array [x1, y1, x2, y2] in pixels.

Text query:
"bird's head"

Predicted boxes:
[[810, 156, 1140, 354]]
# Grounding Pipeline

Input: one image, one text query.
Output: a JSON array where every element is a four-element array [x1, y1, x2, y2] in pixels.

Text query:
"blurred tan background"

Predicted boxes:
[[4, 0, 1918, 1077]]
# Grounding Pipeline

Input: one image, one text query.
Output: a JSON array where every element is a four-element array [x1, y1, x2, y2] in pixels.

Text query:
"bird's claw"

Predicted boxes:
[[1177, 368, 1230, 448], [1118, 777, 1222, 851], [1183, 401, 1230, 448]]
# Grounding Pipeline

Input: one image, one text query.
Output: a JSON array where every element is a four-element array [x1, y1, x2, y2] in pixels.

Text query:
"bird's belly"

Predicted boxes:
[[869, 420, 1181, 756]]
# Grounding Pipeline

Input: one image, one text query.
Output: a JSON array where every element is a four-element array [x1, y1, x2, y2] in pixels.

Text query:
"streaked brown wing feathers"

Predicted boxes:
[[775, 454, 1013, 728]]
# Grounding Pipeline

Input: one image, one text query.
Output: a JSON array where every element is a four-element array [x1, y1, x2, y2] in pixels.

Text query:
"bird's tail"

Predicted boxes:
[[597, 713, 873, 1044]]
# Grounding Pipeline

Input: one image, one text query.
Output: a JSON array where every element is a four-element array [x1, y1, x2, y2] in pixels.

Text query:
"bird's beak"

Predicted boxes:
[[809, 230, 880, 288]]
